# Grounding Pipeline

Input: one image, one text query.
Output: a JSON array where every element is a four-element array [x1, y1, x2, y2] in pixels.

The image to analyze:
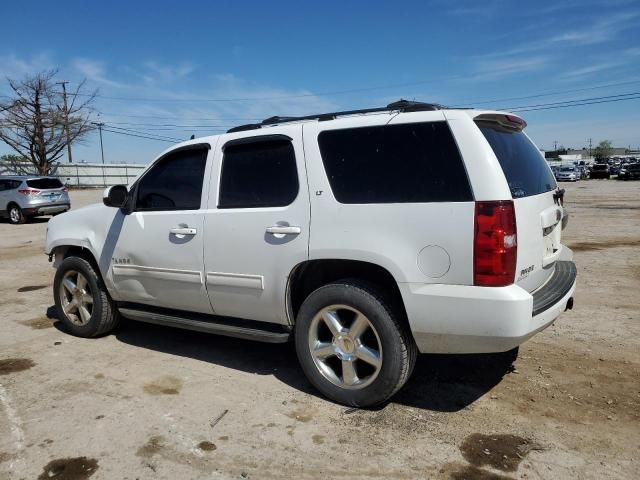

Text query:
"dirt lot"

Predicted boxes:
[[0, 181, 638, 480]]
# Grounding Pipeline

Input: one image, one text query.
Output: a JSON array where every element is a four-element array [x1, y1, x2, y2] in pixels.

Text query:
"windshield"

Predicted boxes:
[[477, 122, 556, 198], [560, 167, 574, 172]]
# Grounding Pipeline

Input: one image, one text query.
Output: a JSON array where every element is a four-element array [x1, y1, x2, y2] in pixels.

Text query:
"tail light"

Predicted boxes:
[[62, 187, 68, 192], [474, 201, 517, 287], [18, 188, 41, 196]]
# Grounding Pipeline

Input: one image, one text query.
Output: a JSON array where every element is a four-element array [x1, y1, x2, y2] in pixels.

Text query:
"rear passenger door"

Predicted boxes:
[[203, 127, 309, 325]]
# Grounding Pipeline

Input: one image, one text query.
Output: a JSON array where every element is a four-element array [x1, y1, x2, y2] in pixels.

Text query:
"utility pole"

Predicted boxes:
[[56, 81, 73, 163], [93, 122, 105, 164], [588, 138, 592, 158], [553, 140, 558, 152], [92, 122, 106, 186]]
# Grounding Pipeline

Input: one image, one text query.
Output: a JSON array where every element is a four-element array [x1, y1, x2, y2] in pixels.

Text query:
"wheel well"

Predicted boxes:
[[288, 259, 407, 323], [56, 246, 101, 274]]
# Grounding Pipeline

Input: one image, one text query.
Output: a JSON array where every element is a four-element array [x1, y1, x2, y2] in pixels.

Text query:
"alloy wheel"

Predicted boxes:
[[307, 304, 383, 390], [59, 270, 94, 326], [9, 207, 21, 224]]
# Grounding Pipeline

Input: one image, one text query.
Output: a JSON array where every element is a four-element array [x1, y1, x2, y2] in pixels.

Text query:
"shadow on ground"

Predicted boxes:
[[0, 217, 50, 224], [48, 306, 517, 412]]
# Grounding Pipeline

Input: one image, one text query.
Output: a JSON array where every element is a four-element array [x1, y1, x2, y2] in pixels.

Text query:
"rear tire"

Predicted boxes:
[[53, 256, 120, 337], [8, 204, 25, 224], [294, 279, 417, 407]]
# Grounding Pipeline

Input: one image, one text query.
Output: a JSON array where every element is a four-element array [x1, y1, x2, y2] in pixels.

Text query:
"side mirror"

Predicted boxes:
[[103, 185, 129, 209]]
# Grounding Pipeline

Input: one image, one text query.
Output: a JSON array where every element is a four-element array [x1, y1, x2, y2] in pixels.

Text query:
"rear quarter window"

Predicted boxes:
[[318, 122, 473, 204], [477, 122, 556, 198]]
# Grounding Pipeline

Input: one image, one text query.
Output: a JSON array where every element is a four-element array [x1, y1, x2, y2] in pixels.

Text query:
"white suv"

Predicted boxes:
[[45, 100, 576, 406]]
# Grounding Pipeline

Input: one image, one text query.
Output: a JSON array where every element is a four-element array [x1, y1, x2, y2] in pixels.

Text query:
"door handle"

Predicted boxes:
[[170, 227, 197, 235], [266, 225, 301, 235]]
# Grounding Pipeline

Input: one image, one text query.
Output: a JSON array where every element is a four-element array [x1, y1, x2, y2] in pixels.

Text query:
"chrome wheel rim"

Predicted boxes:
[[308, 304, 382, 390], [59, 270, 94, 326], [9, 207, 20, 223]]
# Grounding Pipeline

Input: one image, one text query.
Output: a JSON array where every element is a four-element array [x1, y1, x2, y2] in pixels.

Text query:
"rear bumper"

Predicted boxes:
[[400, 260, 577, 354], [22, 203, 70, 216]]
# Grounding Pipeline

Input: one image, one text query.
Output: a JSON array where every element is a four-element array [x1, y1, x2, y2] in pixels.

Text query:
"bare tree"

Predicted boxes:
[[0, 70, 96, 175]]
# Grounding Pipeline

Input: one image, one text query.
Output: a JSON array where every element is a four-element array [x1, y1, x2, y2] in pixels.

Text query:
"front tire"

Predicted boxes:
[[8, 204, 26, 224], [53, 256, 120, 337], [294, 279, 417, 407]]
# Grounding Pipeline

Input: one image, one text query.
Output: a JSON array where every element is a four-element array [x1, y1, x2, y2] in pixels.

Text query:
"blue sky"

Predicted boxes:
[[1, 0, 639, 164]]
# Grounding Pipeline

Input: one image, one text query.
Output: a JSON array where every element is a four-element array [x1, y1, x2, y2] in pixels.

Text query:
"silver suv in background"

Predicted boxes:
[[0, 176, 70, 224]]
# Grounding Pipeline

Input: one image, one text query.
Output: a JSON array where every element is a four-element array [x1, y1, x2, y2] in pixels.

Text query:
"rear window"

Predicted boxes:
[[477, 122, 556, 198], [26, 178, 63, 189], [318, 122, 473, 204], [592, 164, 608, 170]]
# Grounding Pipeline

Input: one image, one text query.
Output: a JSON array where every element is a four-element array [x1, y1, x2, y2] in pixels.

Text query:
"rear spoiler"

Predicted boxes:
[[474, 113, 527, 131]]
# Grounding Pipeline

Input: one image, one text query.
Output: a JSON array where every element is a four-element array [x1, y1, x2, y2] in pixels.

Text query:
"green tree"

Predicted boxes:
[[594, 140, 613, 161]]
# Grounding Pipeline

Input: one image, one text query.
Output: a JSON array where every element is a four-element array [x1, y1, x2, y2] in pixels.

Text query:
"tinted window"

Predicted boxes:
[[0, 180, 8, 191], [219, 139, 299, 208], [136, 148, 207, 211], [478, 123, 556, 198], [318, 122, 472, 204], [27, 178, 63, 189]]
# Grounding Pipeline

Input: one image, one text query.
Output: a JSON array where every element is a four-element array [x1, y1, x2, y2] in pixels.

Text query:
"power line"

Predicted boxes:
[[58, 75, 640, 104], [512, 94, 640, 112], [103, 124, 183, 142], [100, 127, 179, 143], [456, 79, 640, 106], [503, 91, 640, 111], [103, 120, 232, 128], [97, 112, 262, 121]]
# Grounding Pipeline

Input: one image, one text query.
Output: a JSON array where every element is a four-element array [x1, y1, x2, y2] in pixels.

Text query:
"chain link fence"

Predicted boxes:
[[0, 162, 146, 187]]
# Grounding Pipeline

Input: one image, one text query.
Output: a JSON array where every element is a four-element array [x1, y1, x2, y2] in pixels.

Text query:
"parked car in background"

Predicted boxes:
[[617, 163, 640, 180], [0, 176, 70, 224], [46, 102, 576, 407], [556, 166, 579, 182], [609, 163, 621, 176], [590, 163, 610, 179], [576, 165, 589, 179]]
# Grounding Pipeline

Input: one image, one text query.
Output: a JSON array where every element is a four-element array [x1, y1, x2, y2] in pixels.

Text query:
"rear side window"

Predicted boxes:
[[318, 122, 472, 204], [219, 139, 299, 208], [477, 122, 556, 198], [26, 178, 63, 189], [136, 147, 208, 211]]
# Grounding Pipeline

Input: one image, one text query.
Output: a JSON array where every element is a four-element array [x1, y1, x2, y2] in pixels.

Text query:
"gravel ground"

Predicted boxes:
[[0, 181, 638, 480]]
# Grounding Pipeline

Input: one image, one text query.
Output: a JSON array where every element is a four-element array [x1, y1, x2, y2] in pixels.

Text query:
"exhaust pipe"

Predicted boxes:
[[565, 297, 574, 311]]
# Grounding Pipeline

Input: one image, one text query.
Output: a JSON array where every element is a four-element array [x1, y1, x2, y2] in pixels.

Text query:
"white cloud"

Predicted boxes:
[[561, 62, 621, 78], [471, 57, 549, 81], [141, 61, 195, 85], [72, 58, 126, 88], [0, 52, 55, 80], [550, 11, 638, 45]]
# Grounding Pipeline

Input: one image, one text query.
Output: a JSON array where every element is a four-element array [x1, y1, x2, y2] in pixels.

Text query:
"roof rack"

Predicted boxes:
[[227, 99, 444, 133]]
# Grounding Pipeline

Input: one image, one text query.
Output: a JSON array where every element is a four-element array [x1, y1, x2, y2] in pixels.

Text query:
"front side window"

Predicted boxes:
[[318, 122, 473, 204], [136, 147, 208, 211], [218, 139, 299, 208]]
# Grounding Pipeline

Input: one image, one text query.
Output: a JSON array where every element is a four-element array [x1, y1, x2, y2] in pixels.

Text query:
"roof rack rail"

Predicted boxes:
[[226, 99, 444, 133]]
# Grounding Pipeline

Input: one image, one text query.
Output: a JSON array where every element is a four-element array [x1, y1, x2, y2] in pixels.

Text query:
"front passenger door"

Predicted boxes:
[[109, 144, 214, 314]]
